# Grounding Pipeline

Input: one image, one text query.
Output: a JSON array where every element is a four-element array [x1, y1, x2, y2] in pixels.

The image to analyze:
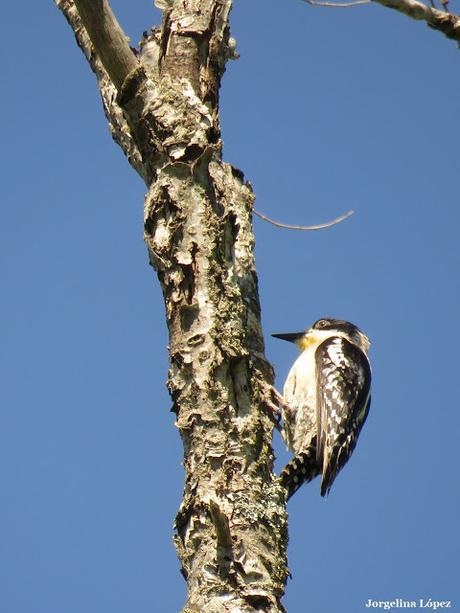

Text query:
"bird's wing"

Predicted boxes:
[[315, 336, 371, 495]]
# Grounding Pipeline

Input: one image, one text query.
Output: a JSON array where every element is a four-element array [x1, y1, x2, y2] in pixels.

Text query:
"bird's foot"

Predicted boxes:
[[253, 372, 285, 432]]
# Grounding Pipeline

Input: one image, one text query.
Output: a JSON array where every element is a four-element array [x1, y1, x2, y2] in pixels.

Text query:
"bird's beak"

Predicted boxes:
[[271, 332, 305, 343]]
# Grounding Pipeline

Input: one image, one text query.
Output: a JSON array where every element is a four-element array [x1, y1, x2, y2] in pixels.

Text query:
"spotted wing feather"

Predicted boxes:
[[279, 441, 321, 500], [315, 336, 371, 496]]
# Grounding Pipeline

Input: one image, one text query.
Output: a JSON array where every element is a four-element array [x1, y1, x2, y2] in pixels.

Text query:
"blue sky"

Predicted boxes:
[[2, 1, 459, 612]]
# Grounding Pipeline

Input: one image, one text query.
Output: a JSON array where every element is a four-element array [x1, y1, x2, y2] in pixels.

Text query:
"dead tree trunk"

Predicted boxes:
[[55, 1, 289, 611]]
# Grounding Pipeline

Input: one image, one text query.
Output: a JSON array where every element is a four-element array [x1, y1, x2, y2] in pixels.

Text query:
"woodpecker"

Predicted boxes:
[[272, 318, 371, 499]]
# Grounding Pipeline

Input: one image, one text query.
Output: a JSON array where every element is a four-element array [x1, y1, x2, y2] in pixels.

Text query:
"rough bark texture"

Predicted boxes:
[[54, 0, 458, 610], [56, 1, 289, 611]]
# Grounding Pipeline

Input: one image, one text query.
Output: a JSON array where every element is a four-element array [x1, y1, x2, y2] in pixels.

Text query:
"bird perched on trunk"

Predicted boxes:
[[272, 318, 372, 499]]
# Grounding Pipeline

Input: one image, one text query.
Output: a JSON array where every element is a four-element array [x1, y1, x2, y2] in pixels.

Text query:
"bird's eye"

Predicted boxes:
[[316, 319, 328, 328]]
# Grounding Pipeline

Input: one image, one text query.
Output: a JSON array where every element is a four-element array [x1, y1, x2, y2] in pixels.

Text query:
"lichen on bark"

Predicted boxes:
[[55, 0, 290, 611], [144, 154, 288, 610]]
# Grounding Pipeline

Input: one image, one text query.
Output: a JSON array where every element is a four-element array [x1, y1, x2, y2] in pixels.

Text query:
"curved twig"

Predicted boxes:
[[253, 209, 354, 231], [302, 0, 370, 6]]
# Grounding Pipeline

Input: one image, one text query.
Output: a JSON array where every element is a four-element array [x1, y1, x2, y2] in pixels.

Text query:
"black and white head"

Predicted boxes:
[[272, 317, 370, 355]]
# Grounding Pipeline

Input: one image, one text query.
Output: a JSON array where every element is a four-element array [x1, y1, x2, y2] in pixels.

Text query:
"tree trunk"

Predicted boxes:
[[56, 1, 289, 611]]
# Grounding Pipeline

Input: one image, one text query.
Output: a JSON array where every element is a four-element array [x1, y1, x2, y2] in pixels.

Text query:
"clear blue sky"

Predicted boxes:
[[2, 1, 459, 612]]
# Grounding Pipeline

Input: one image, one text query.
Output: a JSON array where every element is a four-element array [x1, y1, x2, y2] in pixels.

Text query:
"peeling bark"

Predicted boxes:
[[55, 0, 458, 609], [55, 1, 289, 611], [149, 158, 289, 610]]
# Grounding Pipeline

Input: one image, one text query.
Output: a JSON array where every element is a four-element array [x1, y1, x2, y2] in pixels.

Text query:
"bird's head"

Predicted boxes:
[[272, 317, 370, 354]]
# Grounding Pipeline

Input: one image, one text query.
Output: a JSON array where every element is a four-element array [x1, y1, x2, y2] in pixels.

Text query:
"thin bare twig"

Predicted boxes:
[[253, 209, 354, 231], [440, 0, 450, 13], [302, 0, 370, 6]]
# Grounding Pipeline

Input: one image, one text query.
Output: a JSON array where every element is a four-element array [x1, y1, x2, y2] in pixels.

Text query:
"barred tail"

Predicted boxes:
[[279, 445, 320, 500]]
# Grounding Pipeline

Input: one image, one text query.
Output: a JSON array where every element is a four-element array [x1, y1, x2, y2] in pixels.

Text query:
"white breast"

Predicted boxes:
[[282, 344, 317, 454]]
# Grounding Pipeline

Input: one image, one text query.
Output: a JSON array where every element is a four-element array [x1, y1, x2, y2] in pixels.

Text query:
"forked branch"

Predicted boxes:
[[56, 2, 290, 611]]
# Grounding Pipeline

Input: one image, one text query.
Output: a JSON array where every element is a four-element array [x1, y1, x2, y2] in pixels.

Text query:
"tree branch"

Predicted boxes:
[[302, 0, 460, 44], [372, 0, 460, 43], [55, 0, 147, 180], [72, 0, 138, 91]]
